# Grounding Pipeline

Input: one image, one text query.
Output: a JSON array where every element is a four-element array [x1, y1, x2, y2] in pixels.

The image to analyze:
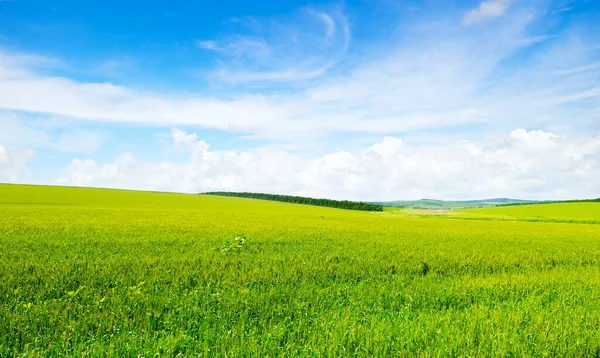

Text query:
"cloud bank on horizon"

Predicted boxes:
[[0, 0, 599, 201]]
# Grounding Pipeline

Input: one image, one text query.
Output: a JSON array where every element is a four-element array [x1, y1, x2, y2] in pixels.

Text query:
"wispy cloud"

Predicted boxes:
[[463, 0, 512, 25], [196, 40, 219, 51], [555, 62, 600, 75], [553, 6, 573, 14], [197, 37, 271, 58], [210, 66, 332, 84], [195, 7, 350, 85], [311, 11, 336, 41]]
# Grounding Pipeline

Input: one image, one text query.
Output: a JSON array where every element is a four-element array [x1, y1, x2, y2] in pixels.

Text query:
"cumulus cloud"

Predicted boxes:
[[0, 144, 35, 182], [171, 128, 202, 151], [463, 0, 512, 25], [56, 128, 600, 201], [58, 133, 301, 195]]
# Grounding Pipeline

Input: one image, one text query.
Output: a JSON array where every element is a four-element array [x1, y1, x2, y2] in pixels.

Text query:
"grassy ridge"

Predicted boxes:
[[2, 184, 600, 356]]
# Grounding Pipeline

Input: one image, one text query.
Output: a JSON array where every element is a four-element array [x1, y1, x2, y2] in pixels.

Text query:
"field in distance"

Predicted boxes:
[[374, 198, 538, 210], [2, 184, 600, 356], [388, 202, 600, 225]]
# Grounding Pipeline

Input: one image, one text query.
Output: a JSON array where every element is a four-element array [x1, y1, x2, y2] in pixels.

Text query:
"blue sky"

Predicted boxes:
[[0, 0, 599, 200]]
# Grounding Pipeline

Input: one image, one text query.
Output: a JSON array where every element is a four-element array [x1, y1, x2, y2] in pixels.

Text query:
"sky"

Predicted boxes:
[[0, 0, 599, 201]]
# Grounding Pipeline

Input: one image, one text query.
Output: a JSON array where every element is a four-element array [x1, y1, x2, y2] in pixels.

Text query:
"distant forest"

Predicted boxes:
[[204, 192, 384, 212]]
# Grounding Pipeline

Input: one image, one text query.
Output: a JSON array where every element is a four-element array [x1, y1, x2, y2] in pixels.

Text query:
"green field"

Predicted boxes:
[[374, 198, 538, 210], [462, 202, 600, 223], [389, 202, 600, 225], [2, 184, 600, 356]]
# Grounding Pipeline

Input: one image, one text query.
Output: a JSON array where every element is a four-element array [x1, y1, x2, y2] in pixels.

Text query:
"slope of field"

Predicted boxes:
[[2, 184, 600, 356]]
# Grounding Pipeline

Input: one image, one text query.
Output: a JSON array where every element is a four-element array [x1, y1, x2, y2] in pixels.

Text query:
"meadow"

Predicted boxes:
[[2, 184, 600, 356]]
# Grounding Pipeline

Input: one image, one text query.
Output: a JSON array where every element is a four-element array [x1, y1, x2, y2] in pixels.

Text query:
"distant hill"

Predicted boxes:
[[373, 198, 539, 210]]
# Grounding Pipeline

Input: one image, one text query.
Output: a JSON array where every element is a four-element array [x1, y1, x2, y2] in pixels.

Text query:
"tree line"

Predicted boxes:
[[203, 192, 384, 212]]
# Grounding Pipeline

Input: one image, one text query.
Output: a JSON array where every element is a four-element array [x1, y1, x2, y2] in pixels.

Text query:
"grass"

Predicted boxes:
[[2, 183, 600, 356]]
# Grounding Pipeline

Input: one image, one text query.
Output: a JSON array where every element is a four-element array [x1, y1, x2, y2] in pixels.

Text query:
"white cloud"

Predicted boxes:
[[0, 144, 35, 183], [171, 127, 201, 150], [463, 0, 512, 25], [56, 128, 600, 201]]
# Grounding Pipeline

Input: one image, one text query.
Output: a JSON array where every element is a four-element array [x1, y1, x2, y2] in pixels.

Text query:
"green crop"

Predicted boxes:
[[2, 183, 600, 357]]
